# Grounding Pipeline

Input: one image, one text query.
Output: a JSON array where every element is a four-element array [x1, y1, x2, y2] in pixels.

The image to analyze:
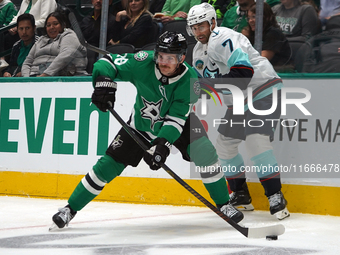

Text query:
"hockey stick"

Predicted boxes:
[[107, 105, 285, 239], [69, 12, 109, 56]]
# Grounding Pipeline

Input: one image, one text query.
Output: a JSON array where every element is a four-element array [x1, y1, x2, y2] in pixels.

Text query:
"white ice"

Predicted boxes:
[[0, 196, 339, 255]]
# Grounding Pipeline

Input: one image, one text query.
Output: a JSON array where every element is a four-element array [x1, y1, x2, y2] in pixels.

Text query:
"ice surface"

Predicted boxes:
[[0, 196, 339, 255]]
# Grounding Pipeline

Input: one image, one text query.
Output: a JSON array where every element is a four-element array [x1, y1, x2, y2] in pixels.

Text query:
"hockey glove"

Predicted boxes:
[[144, 138, 171, 170], [91, 76, 117, 112]]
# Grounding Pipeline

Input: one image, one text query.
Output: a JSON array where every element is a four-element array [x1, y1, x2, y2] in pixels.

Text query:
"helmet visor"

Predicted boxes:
[[155, 52, 182, 65]]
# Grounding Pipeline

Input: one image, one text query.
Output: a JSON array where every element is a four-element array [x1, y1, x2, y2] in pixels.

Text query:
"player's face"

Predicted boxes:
[[157, 52, 184, 76], [247, 11, 256, 31], [190, 21, 212, 44], [17, 20, 35, 45]]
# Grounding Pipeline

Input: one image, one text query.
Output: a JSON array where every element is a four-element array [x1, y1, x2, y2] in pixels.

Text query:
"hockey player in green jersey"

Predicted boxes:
[[50, 31, 243, 230]]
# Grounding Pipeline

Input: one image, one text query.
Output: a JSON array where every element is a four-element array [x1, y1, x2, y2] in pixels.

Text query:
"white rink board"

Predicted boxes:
[[0, 81, 190, 178], [0, 79, 339, 185]]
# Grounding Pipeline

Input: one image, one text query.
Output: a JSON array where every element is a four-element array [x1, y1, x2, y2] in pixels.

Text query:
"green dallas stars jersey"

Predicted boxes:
[[92, 51, 201, 144]]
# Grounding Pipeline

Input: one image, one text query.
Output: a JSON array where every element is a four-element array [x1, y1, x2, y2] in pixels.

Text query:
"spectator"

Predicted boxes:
[[319, 0, 340, 26], [4, 0, 57, 59], [9, 0, 57, 32], [81, 0, 116, 73], [3, 14, 38, 77], [243, 3, 292, 71], [273, 0, 320, 43], [109, 0, 154, 48], [149, 0, 166, 14], [220, 0, 255, 32], [81, 0, 116, 48], [0, 0, 17, 63], [295, 14, 340, 73], [21, 11, 87, 77], [201, 0, 237, 18], [159, 0, 201, 23], [0, 0, 17, 26]]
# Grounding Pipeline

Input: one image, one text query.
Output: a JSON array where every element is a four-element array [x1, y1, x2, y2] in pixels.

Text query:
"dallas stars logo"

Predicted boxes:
[[110, 135, 123, 150], [134, 51, 148, 61], [140, 97, 163, 130]]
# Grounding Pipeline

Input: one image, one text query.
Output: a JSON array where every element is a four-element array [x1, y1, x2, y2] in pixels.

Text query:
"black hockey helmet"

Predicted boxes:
[[154, 31, 187, 62]]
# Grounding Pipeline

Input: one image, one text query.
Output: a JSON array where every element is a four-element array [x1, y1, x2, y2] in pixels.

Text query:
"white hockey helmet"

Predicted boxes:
[[186, 3, 217, 36]]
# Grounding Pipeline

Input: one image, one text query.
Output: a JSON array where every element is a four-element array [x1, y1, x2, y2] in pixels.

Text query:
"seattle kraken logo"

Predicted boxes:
[[140, 97, 164, 130], [203, 67, 219, 78]]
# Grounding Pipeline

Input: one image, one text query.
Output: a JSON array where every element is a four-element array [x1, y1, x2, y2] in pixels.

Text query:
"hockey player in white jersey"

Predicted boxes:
[[186, 3, 290, 220]]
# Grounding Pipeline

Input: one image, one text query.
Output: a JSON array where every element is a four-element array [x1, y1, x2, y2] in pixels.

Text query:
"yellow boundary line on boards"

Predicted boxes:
[[1, 171, 340, 216]]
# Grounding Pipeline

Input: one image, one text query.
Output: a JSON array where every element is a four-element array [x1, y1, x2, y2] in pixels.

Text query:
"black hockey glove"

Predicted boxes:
[[91, 76, 117, 112], [144, 138, 171, 170]]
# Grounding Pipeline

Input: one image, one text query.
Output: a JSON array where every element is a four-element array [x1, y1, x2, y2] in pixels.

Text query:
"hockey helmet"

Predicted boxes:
[[154, 31, 187, 62], [186, 3, 217, 36]]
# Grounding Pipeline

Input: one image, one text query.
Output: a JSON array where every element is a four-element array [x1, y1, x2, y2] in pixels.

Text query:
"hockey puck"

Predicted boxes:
[[266, 235, 278, 240]]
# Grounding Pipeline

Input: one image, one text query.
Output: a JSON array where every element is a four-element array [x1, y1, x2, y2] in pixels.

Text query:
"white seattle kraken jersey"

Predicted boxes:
[[192, 26, 281, 104]]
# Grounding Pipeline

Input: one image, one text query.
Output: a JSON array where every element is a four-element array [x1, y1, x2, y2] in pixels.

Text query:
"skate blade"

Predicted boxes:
[[274, 207, 290, 220], [236, 203, 255, 211], [48, 222, 60, 231]]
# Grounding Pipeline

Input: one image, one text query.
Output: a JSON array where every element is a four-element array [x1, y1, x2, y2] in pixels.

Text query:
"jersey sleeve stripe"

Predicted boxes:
[[99, 55, 117, 72], [227, 48, 253, 69], [164, 115, 186, 126], [230, 66, 254, 74], [162, 120, 184, 134]]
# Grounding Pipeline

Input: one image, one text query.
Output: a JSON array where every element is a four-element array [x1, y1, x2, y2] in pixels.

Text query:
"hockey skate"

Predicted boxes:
[[219, 202, 244, 223], [268, 191, 290, 220], [229, 183, 254, 211], [49, 205, 77, 231]]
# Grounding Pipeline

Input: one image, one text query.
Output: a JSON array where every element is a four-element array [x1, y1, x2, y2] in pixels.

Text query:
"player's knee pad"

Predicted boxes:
[[245, 133, 273, 159], [189, 137, 218, 167], [93, 154, 125, 183], [215, 134, 242, 160]]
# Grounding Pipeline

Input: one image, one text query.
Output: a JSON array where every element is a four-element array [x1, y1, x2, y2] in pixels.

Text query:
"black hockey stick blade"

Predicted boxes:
[[68, 12, 109, 56], [107, 104, 285, 238]]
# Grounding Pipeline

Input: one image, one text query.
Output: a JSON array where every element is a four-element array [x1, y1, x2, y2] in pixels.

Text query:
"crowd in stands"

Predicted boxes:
[[1, 0, 340, 77], [21, 11, 87, 76]]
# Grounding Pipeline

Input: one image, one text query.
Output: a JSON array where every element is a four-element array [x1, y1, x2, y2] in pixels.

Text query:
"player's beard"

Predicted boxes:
[[159, 65, 175, 76]]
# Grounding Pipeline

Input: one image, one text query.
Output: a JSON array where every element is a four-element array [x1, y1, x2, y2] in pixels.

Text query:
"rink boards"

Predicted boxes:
[[1, 75, 340, 216]]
